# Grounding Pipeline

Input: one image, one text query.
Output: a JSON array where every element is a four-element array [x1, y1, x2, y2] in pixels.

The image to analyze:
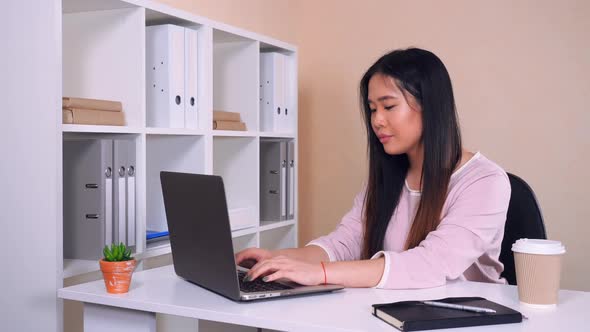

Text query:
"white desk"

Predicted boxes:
[[58, 265, 588, 332]]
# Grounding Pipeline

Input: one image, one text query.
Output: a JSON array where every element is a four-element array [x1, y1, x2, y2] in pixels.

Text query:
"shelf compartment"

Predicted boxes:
[[260, 224, 296, 250], [213, 136, 259, 221], [146, 135, 206, 233], [62, 134, 140, 263], [213, 30, 259, 132], [232, 233, 258, 254], [259, 138, 295, 222], [63, 7, 145, 128]]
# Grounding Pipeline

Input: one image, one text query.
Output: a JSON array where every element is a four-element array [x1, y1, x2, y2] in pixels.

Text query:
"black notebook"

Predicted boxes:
[[372, 297, 522, 331]]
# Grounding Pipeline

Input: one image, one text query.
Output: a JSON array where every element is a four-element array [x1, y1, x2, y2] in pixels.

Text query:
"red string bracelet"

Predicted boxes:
[[320, 261, 327, 285]]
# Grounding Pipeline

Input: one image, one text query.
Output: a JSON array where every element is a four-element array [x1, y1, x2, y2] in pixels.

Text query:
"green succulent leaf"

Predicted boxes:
[[102, 242, 133, 262], [103, 246, 110, 261]]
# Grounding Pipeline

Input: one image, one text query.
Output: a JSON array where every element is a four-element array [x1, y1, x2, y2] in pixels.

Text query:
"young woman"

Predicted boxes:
[[236, 48, 511, 289]]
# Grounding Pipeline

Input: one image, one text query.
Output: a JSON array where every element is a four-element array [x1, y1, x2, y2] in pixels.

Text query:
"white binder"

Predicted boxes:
[[284, 55, 296, 133], [260, 139, 288, 221], [113, 139, 136, 248], [184, 28, 199, 129], [113, 140, 126, 245], [63, 139, 113, 260], [146, 24, 186, 128], [124, 141, 136, 247], [260, 52, 286, 132]]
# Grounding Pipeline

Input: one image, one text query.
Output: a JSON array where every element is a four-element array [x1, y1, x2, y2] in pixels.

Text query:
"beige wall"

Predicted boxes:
[[154, 0, 296, 43], [160, 0, 589, 291], [293, 0, 590, 291]]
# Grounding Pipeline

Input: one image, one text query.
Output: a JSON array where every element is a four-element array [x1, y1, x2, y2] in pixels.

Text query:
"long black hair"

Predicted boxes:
[[359, 48, 462, 258]]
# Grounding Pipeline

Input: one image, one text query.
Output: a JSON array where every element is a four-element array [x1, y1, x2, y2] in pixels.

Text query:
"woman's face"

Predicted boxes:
[[368, 73, 423, 156]]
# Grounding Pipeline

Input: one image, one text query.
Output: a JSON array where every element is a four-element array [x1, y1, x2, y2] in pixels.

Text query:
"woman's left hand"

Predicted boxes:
[[245, 255, 324, 286]]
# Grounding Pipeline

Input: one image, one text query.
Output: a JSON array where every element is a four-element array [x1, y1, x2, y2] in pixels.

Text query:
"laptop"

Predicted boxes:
[[160, 171, 344, 301]]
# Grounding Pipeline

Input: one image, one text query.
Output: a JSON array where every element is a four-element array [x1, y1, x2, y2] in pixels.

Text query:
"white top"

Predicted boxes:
[[512, 239, 566, 255], [58, 265, 590, 332], [309, 152, 512, 289]]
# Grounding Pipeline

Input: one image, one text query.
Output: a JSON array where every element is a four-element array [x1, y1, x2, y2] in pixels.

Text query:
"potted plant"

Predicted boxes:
[[99, 242, 136, 294]]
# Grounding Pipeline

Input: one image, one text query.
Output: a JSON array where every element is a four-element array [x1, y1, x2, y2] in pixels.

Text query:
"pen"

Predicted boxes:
[[422, 301, 497, 314]]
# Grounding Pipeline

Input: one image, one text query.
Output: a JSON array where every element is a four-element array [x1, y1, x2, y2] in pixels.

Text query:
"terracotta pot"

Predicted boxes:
[[99, 259, 136, 294]]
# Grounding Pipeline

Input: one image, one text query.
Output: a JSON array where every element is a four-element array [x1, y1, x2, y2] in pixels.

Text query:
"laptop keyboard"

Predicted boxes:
[[237, 270, 292, 293]]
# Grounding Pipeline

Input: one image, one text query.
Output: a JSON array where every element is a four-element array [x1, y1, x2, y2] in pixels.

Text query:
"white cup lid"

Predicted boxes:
[[512, 238, 566, 255]]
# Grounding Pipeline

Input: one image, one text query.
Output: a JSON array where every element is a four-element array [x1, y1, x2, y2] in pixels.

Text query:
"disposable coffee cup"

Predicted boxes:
[[512, 239, 566, 308]]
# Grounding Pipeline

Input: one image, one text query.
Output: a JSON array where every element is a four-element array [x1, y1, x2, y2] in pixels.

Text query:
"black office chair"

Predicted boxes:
[[499, 173, 548, 285]]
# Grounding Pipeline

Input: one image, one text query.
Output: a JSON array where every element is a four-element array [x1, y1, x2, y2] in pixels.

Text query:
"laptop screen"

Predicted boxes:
[[160, 171, 241, 300]]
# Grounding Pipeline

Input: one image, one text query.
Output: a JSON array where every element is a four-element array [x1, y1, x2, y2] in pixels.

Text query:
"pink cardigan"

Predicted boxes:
[[308, 152, 511, 289]]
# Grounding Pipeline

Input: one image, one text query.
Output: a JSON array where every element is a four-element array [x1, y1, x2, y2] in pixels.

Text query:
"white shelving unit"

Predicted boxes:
[[58, 2, 297, 331], [60, 0, 298, 281], [4, 1, 297, 330]]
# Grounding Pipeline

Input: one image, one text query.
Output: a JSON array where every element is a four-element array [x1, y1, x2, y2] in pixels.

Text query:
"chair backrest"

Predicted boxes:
[[499, 173, 547, 285]]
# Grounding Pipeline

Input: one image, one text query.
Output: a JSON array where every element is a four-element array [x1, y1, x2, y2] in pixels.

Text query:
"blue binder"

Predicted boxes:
[[146, 230, 169, 240]]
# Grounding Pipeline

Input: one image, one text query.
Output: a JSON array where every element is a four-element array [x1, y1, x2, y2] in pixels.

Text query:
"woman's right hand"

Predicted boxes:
[[235, 247, 274, 268]]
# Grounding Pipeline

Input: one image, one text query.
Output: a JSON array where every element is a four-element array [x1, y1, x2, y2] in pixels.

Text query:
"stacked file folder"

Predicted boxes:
[[63, 138, 136, 260], [62, 97, 126, 126], [260, 52, 295, 133], [260, 139, 295, 221], [213, 110, 247, 131], [146, 24, 199, 129]]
